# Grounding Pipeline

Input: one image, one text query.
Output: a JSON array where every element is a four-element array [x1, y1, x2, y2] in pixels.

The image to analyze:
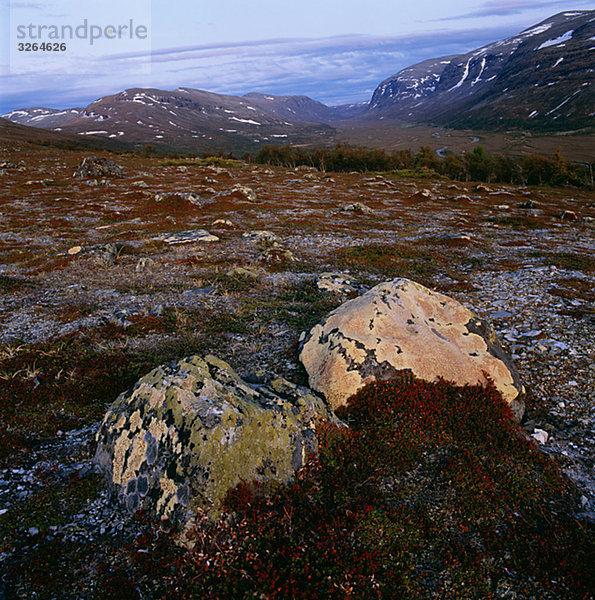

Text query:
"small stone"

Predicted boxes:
[[438, 233, 471, 242], [519, 199, 537, 209], [226, 267, 258, 279], [560, 210, 578, 221], [474, 184, 492, 193], [260, 245, 296, 264], [531, 429, 549, 444], [154, 192, 213, 208], [135, 258, 155, 272], [67, 246, 82, 256], [490, 310, 513, 319], [242, 230, 279, 245], [316, 272, 359, 295], [229, 184, 258, 202], [410, 189, 434, 201], [341, 201, 374, 214]]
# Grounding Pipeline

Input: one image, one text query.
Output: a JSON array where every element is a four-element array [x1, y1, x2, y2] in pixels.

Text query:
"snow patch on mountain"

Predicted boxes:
[[537, 30, 574, 50]]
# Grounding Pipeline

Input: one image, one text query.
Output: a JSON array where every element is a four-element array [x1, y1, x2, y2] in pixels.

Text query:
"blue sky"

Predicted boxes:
[[0, 0, 592, 112]]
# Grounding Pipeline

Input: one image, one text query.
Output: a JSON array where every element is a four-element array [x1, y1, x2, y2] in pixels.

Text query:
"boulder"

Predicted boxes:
[[299, 278, 525, 421], [73, 157, 124, 179], [161, 230, 219, 244], [94, 355, 336, 528]]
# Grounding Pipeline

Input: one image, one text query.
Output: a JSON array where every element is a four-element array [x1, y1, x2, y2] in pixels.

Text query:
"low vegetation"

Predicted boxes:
[[7, 376, 590, 599], [250, 143, 593, 188]]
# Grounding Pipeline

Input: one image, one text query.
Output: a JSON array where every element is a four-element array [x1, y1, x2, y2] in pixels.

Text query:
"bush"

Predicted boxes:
[[119, 375, 591, 599]]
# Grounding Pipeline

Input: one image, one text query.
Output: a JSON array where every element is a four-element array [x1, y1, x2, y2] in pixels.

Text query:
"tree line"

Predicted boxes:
[[244, 143, 592, 187]]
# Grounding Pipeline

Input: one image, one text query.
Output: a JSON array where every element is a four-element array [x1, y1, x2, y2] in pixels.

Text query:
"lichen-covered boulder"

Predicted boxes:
[[94, 355, 336, 528], [299, 278, 525, 421]]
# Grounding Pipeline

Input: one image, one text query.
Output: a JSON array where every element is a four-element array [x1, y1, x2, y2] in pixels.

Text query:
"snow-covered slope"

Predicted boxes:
[[2, 88, 333, 151], [368, 10, 594, 130]]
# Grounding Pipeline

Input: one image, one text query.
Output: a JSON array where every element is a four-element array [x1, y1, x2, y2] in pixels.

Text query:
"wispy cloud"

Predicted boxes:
[[10, 2, 47, 8], [436, 0, 590, 20]]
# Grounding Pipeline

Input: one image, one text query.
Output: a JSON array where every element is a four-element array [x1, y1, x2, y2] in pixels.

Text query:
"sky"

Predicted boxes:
[[0, 0, 592, 113]]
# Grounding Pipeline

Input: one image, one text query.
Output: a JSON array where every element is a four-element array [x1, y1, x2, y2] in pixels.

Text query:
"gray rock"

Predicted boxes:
[[316, 272, 360, 295], [227, 184, 258, 202], [154, 192, 214, 208], [341, 202, 373, 215], [161, 230, 219, 244], [73, 157, 124, 179], [135, 258, 154, 273], [242, 230, 279, 245], [94, 355, 337, 531], [410, 189, 434, 201]]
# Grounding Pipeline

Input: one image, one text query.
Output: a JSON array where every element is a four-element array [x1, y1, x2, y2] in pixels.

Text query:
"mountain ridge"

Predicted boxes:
[[3, 10, 593, 148]]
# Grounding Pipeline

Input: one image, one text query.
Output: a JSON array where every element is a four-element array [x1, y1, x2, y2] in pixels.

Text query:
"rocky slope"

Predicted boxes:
[[368, 10, 595, 130]]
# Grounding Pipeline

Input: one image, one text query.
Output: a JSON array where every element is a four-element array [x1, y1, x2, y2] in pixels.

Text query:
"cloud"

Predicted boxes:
[[10, 2, 47, 8], [436, 0, 591, 20]]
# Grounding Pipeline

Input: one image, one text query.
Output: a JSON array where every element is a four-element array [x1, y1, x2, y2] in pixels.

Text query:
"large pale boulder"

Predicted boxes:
[[94, 355, 336, 528], [299, 278, 525, 421]]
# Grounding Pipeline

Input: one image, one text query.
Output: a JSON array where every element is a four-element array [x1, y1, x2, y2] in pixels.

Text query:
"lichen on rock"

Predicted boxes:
[[299, 278, 525, 421], [94, 354, 337, 529]]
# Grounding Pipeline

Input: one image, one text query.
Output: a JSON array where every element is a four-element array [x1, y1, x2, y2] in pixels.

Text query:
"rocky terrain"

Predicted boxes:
[[0, 143, 593, 598]]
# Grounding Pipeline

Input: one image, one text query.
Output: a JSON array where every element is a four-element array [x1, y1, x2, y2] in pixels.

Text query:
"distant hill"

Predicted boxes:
[[242, 93, 368, 122]]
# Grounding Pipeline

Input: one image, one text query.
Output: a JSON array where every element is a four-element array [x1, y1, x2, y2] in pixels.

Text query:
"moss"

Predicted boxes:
[[94, 354, 335, 525]]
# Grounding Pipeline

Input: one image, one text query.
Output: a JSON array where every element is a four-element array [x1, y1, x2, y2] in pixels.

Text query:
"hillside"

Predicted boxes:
[[368, 10, 594, 131]]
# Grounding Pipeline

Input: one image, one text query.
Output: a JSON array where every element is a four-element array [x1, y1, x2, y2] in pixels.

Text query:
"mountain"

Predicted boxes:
[[2, 10, 593, 148], [2, 88, 334, 152], [368, 10, 595, 131], [242, 93, 337, 122], [2, 107, 85, 129], [242, 93, 368, 122]]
